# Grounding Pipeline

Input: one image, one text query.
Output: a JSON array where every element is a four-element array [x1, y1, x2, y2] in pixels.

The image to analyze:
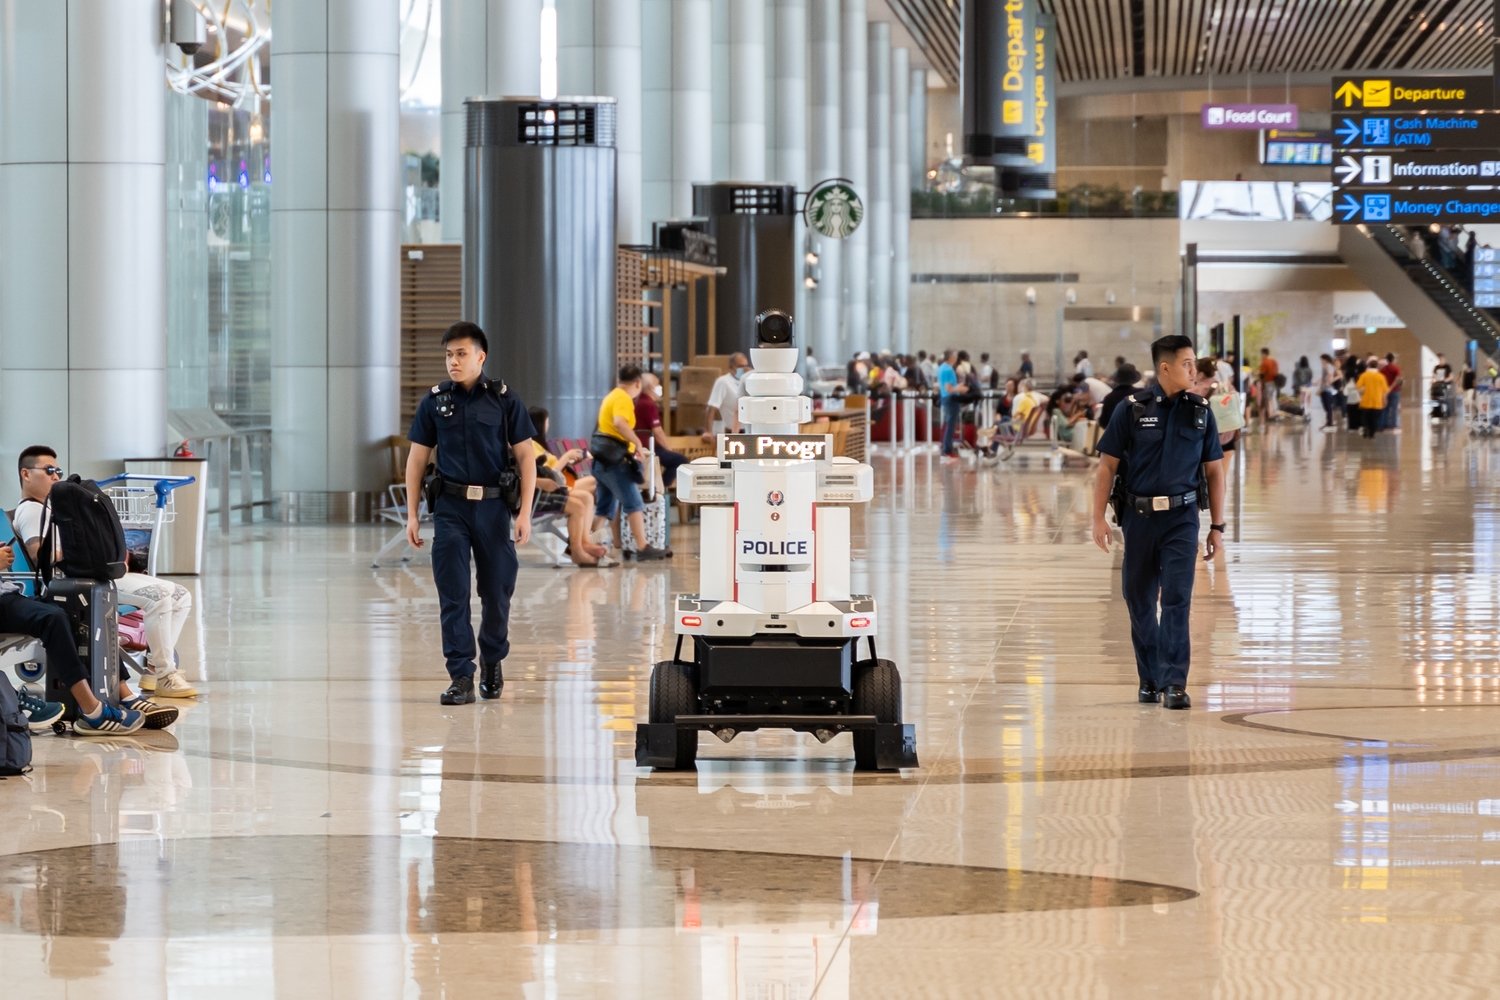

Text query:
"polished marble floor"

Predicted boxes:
[[4, 414, 1500, 997]]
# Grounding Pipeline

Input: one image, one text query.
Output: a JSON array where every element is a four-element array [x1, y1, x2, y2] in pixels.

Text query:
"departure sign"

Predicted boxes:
[[1333, 190, 1500, 224], [1332, 150, 1500, 187], [1332, 75, 1492, 111], [1333, 114, 1500, 151], [719, 434, 834, 462]]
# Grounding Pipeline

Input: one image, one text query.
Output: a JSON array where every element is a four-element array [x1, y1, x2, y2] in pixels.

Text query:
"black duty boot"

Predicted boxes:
[[479, 662, 504, 700], [441, 675, 476, 706], [1161, 685, 1191, 710], [1138, 684, 1161, 704]]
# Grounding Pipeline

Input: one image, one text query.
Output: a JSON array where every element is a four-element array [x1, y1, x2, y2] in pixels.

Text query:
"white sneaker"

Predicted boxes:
[[153, 671, 200, 698]]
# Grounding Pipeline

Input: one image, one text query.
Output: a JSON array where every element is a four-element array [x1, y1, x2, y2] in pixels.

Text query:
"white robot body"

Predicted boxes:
[[639, 309, 916, 772]]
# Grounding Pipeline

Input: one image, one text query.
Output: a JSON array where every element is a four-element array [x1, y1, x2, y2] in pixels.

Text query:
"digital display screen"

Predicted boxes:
[[719, 434, 833, 461], [1263, 130, 1333, 166], [1476, 293, 1500, 308]]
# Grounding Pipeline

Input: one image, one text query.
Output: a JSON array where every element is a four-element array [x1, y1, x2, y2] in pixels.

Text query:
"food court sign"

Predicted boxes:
[[804, 179, 863, 239], [1200, 103, 1299, 130]]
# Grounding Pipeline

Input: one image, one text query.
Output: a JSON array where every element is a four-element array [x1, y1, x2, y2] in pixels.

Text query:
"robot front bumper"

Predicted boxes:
[[635, 595, 919, 772]]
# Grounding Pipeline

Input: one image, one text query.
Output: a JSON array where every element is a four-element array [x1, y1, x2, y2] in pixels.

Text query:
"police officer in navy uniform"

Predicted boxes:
[[1092, 334, 1227, 710], [405, 322, 537, 705]]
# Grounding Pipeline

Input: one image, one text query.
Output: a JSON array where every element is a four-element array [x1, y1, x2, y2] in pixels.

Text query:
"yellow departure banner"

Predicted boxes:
[[1332, 75, 1493, 111]]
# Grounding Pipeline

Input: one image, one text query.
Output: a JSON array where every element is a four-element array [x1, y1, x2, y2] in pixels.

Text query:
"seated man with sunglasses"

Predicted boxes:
[[11, 447, 185, 729]]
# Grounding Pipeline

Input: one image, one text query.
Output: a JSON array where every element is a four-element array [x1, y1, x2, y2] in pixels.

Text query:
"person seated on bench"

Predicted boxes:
[[0, 533, 146, 736], [15, 447, 191, 719], [527, 408, 613, 567]]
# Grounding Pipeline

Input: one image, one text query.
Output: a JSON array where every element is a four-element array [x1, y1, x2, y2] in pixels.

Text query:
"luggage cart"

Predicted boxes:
[[97, 474, 196, 576], [1468, 384, 1500, 436]]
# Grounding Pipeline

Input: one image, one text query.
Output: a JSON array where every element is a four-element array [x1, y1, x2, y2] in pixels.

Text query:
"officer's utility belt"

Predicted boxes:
[[1124, 490, 1198, 515], [443, 481, 503, 501]]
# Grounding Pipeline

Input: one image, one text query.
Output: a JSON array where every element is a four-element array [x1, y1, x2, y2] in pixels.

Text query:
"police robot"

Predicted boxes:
[[635, 310, 919, 772]]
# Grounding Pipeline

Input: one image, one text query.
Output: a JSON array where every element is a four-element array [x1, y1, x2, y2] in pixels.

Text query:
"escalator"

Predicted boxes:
[[1338, 224, 1500, 362]]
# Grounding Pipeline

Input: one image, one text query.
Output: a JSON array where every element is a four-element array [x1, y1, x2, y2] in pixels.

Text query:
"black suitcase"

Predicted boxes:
[[43, 578, 119, 720]]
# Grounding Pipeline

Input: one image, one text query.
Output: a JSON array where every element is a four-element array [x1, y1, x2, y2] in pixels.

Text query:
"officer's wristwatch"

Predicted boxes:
[[1209, 523, 1226, 533]]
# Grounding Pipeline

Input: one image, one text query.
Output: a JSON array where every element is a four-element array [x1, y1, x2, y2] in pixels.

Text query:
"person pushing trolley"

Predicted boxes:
[[405, 322, 537, 706], [1092, 334, 1227, 710]]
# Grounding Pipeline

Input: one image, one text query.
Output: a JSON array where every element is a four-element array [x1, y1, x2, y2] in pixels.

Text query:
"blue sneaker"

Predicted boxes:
[[121, 695, 179, 730], [73, 702, 145, 737], [16, 688, 65, 732]]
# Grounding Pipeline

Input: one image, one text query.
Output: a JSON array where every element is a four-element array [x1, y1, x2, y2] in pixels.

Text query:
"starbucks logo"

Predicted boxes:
[[805, 179, 863, 240]]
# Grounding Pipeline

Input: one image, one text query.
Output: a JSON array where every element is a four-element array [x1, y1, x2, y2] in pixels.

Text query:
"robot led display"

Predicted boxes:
[[635, 311, 918, 771]]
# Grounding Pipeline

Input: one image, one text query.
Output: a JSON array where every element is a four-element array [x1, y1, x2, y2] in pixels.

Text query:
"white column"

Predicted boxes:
[[441, 0, 543, 243], [772, 0, 807, 334], [866, 21, 890, 351], [557, 0, 594, 93], [272, 0, 401, 516], [728, 0, 767, 180], [672, 0, 713, 215], [642, 0, 673, 227], [891, 47, 911, 354], [839, 0, 867, 355], [596, 0, 644, 242], [0, 0, 166, 495], [807, 0, 841, 367], [909, 67, 927, 189]]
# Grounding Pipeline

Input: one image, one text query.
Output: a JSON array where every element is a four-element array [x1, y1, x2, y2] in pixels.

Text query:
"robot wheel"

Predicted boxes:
[[852, 658, 903, 772], [648, 660, 700, 770]]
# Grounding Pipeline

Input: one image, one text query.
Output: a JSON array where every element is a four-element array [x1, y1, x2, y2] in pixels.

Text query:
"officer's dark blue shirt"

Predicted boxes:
[[1096, 387, 1223, 497], [408, 378, 536, 485]]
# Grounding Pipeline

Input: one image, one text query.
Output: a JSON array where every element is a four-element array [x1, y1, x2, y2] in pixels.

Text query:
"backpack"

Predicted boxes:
[[0, 672, 33, 777], [39, 476, 128, 581]]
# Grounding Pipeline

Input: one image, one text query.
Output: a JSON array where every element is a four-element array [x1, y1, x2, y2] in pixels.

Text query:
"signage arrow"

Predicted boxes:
[[1334, 81, 1362, 108], [1336, 194, 1363, 223], [1336, 118, 1361, 145], [1335, 155, 1361, 185]]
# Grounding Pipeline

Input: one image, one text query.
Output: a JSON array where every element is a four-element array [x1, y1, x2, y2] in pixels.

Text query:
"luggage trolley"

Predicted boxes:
[[97, 474, 196, 576], [1468, 382, 1500, 436]]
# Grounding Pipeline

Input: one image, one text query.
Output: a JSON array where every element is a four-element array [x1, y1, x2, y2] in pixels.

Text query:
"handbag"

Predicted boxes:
[[589, 431, 630, 467], [1209, 392, 1245, 433]]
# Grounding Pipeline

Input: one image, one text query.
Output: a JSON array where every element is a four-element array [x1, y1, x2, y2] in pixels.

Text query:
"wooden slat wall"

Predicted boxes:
[[401, 244, 463, 431]]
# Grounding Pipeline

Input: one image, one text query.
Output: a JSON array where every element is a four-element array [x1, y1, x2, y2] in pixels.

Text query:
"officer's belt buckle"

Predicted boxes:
[[465, 485, 484, 501], [1151, 495, 1170, 511]]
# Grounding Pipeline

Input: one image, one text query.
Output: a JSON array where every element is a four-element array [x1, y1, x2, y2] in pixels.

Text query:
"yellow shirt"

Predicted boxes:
[[1356, 369, 1388, 409], [540, 449, 560, 470], [597, 387, 637, 451]]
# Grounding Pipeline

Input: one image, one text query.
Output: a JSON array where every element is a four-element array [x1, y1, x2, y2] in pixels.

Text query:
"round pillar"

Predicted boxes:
[[0, 0, 167, 497], [807, 0, 842, 368], [866, 21, 891, 351], [271, 0, 401, 521], [839, 0, 867, 356]]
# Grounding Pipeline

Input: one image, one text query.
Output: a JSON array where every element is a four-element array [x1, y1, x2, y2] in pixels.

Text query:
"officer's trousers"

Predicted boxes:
[[1120, 505, 1199, 689], [431, 494, 518, 680]]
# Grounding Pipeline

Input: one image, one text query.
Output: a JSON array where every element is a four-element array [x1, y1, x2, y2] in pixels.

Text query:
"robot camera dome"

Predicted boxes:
[[754, 309, 794, 348]]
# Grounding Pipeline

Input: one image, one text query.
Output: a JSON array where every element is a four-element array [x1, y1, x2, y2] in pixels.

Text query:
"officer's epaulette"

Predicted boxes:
[[431, 381, 453, 394], [1182, 391, 1209, 407]]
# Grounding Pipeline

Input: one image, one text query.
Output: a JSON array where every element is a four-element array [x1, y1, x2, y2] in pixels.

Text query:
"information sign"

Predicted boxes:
[[718, 434, 834, 462], [1331, 150, 1500, 186]]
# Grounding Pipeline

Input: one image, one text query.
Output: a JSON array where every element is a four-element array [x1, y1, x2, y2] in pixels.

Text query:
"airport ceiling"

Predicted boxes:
[[888, 0, 1494, 86]]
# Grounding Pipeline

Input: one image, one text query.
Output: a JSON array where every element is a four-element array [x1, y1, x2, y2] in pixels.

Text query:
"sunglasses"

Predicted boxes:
[[28, 465, 61, 477]]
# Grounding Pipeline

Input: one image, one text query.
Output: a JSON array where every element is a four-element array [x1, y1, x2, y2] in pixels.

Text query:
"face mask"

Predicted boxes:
[[653, 384, 662, 397], [735, 367, 748, 379]]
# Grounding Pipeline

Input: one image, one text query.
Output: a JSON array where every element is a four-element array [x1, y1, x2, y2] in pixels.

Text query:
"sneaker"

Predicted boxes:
[[120, 695, 180, 730], [152, 671, 199, 698], [16, 689, 65, 732], [635, 545, 671, 561], [74, 702, 145, 737], [138, 673, 155, 693]]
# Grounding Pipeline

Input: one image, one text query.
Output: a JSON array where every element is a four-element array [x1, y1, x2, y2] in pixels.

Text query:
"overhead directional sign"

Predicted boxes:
[[1331, 150, 1500, 187], [1333, 113, 1500, 151], [1333, 189, 1500, 224], [1331, 75, 1493, 111]]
